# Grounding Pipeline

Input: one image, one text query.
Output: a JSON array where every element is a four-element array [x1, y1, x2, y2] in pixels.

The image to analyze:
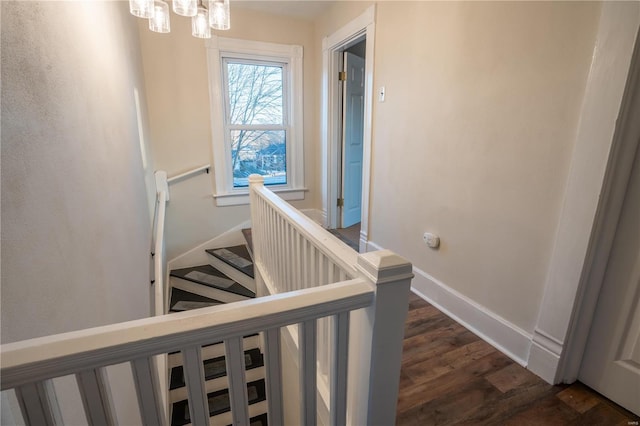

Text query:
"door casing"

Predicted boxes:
[[321, 5, 375, 252]]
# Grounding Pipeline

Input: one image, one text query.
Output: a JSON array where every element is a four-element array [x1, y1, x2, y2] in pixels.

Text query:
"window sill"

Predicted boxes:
[[213, 187, 308, 207]]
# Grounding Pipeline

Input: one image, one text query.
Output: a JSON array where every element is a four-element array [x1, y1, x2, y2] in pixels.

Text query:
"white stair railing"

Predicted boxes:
[[249, 174, 413, 426], [1, 281, 373, 426], [1, 174, 413, 426]]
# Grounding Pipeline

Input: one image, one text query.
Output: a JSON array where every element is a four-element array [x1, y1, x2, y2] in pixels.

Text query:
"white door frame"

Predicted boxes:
[[560, 28, 640, 383], [321, 5, 375, 252], [527, 3, 640, 384]]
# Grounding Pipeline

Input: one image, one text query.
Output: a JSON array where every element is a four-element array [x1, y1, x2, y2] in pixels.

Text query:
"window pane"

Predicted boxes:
[[231, 130, 286, 187], [226, 62, 283, 125]]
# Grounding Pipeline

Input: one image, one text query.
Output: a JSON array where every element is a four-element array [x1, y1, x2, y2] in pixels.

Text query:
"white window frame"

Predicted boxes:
[[206, 36, 305, 206]]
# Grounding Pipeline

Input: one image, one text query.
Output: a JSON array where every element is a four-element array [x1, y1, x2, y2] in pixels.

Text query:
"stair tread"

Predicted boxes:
[[205, 245, 255, 279], [170, 264, 255, 298], [170, 379, 266, 426], [170, 348, 264, 390], [169, 288, 223, 312]]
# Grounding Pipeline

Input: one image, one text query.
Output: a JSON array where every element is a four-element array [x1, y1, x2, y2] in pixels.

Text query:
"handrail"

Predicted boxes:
[[0, 279, 372, 390], [167, 164, 210, 185], [251, 178, 359, 277], [153, 190, 168, 316], [152, 171, 169, 316], [249, 174, 414, 426]]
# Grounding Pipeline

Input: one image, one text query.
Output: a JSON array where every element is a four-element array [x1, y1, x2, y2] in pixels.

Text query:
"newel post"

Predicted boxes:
[[248, 174, 266, 297], [349, 250, 413, 426]]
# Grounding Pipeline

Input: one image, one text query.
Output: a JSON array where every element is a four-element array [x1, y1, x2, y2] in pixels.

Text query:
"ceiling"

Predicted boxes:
[[232, 0, 334, 20]]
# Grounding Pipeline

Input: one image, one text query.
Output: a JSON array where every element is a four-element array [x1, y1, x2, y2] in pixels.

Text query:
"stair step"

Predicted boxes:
[[206, 245, 254, 279], [170, 379, 267, 426], [228, 412, 267, 426], [170, 264, 255, 298], [170, 347, 264, 391], [167, 334, 261, 368], [169, 288, 223, 312], [170, 277, 251, 304], [170, 366, 266, 403]]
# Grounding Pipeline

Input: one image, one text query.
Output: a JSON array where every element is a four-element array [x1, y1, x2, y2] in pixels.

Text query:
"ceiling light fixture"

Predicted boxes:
[[130, 0, 229, 38]]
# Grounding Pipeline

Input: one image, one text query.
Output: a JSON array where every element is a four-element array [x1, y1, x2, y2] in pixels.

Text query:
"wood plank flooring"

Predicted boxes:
[[397, 292, 640, 425]]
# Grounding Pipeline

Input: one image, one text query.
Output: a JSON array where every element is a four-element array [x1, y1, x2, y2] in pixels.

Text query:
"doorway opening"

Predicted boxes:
[[333, 38, 366, 250], [321, 5, 375, 253]]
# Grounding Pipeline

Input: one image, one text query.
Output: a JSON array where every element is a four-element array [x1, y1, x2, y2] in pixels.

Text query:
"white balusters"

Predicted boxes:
[[76, 368, 116, 426], [263, 328, 284, 426], [181, 346, 209, 425], [224, 337, 250, 426], [299, 320, 317, 426], [131, 357, 166, 426], [15, 381, 62, 426], [330, 312, 350, 426]]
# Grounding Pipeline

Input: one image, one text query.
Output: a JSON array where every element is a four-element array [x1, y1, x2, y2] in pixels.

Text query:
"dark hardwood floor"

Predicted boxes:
[[397, 292, 639, 425]]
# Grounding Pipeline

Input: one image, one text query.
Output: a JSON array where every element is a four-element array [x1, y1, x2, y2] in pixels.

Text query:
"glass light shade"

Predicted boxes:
[[192, 7, 211, 38], [149, 1, 171, 33], [173, 0, 197, 17], [129, 0, 153, 18], [209, 0, 230, 31]]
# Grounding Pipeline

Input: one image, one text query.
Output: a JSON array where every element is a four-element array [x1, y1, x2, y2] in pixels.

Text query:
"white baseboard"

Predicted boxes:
[[527, 329, 562, 383], [366, 240, 533, 368]]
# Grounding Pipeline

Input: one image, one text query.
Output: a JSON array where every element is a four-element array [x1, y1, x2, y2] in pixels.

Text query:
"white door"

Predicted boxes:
[[341, 51, 365, 228], [579, 142, 640, 416]]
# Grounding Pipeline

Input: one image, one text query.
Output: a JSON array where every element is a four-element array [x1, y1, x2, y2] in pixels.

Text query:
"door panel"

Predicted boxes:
[[341, 51, 365, 228], [579, 143, 640, 415]]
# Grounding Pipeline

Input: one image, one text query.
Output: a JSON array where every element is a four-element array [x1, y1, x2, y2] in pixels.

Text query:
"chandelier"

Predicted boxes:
[[129, 0, 230, 38]]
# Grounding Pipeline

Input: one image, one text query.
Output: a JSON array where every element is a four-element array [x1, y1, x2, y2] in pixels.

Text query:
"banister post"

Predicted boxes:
[[248, 174, 266, 297], [349, 250, 413, 426]]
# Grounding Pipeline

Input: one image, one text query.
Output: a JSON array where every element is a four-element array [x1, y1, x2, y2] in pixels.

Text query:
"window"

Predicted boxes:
[[207, 37, 305, 206]]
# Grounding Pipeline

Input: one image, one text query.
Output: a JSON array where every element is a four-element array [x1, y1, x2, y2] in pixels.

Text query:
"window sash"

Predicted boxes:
[[207, 36, 304, 205]]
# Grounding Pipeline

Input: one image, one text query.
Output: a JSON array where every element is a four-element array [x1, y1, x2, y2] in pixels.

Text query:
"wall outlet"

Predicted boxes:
[[423, 232, 440, 249]]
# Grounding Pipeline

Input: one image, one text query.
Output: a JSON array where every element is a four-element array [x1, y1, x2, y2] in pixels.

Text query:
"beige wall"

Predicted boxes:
[[367, 1, 601, 332], [1, 1, 154, 422], [139, 7, 318, 259]]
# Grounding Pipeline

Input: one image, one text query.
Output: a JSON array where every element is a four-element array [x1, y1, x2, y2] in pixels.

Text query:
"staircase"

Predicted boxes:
[[0, 175, 414, 426], [167, 230, 268, 426]]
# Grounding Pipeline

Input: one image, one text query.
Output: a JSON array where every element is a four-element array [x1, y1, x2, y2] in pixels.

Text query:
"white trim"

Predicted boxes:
[[560, 22, 640, 383], [206, 36, 304, 205], [366, 240, 533, 368], [213, 188, 306, 207], [321, 5, 376, 244], [529, 3, 640, 384]]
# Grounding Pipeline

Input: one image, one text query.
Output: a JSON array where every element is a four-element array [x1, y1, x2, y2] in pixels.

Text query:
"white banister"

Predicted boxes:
[[152, 171, 169, 317], [249, 174, 413, 426], [1, 280, 373, 389]]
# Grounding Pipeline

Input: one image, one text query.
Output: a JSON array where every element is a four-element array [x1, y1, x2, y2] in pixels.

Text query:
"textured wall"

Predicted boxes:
[[1, 2, 155, 421], [368, 1, 601, 332]]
